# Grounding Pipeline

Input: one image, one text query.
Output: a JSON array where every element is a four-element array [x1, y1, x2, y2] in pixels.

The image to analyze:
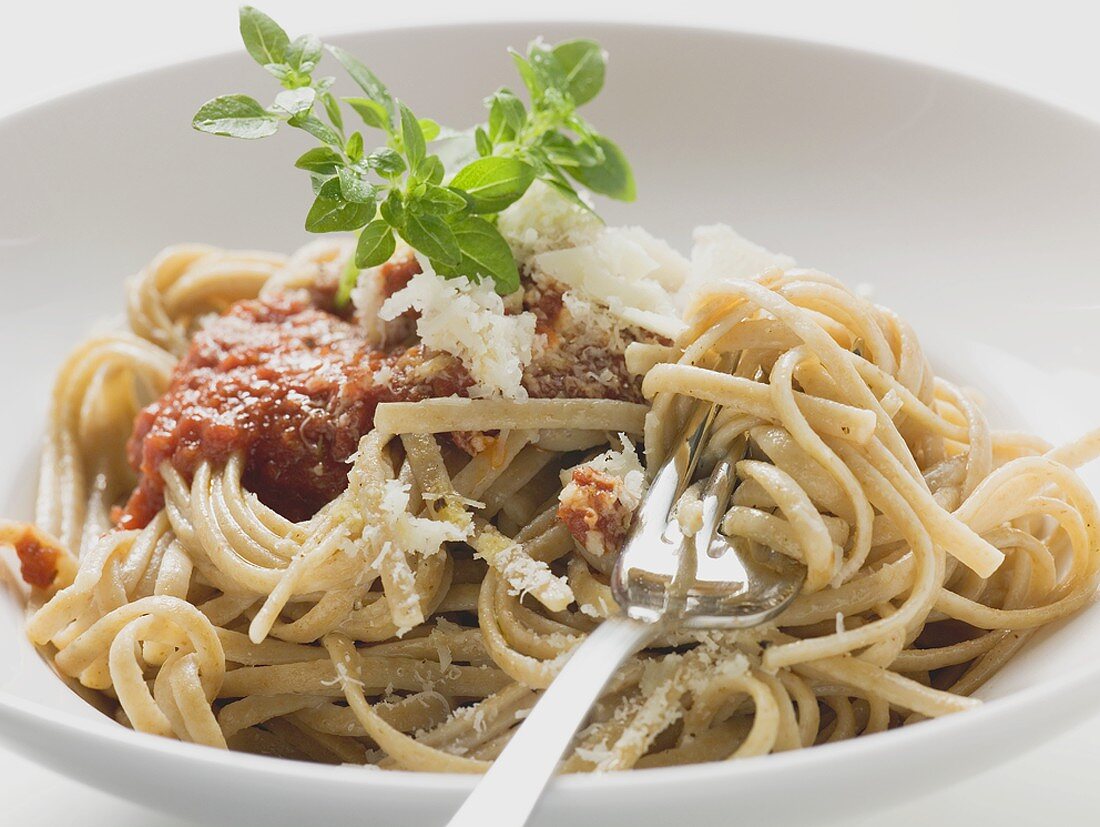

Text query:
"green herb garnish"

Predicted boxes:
[[193, 6, 635, 304]]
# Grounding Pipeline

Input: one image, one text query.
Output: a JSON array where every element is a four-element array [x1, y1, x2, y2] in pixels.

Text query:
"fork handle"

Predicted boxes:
[[445, 616, 657, 827]]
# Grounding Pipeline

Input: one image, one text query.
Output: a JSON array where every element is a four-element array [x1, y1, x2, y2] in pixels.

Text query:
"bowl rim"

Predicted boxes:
[[3, 16, 1098, 133], [2, 658, 1099, 793], [2, 16, 1100, 795]]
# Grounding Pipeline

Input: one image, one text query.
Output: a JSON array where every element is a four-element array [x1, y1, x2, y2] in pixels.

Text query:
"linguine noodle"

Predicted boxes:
[[3, 240, 1098, 772]]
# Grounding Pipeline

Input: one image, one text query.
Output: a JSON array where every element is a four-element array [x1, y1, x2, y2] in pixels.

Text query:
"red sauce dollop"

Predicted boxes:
[[557, 466, 632, 555], [14, 531, 60, 589], [120, 292, 471, 527], [118, 254, 650, 530]]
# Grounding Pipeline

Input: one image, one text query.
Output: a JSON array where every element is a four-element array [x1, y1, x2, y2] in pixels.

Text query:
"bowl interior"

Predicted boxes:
[[1, 17, 1100, 775]]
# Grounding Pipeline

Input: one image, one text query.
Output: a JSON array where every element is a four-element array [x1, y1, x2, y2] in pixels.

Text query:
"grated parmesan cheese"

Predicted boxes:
[[560, 433, 647, 510], [687, 224, 795, 286], [497, 179, 602, 266], [532, 226, 688, 338], [321, 659, 366, 690], [573, 744, 614, 769], [495, 542, 572, 606], [378, 479, 469, 557], [428, 619, 461, 672], [707, 650, 750, 685], [675, 224, 796, 314], [557, 434, 647, 559], [350, 242, 419, 347], [379, 265, 538, 399], [445, 699, 491, 736], [372, 363, 395, 389]]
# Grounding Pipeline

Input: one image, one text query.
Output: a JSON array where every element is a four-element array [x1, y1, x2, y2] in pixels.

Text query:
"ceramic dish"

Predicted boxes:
[[1, 21, 1100, 827]]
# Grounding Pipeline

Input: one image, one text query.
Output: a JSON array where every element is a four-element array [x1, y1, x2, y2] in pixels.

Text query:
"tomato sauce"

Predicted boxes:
[[118, 259, 649, 529], [13, 530, 60, 589], [557, 466, 633, 556], [120, 293, 471, 527]]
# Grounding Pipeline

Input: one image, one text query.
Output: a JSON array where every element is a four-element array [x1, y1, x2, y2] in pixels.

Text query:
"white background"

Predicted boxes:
[[3, 1, 1099, 824]]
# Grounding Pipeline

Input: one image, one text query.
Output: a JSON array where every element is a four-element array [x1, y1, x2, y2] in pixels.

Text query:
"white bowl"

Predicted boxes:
[[2, 21, 1100, 827]]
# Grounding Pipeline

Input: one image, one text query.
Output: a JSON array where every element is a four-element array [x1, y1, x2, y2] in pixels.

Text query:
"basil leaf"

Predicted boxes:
[[400, 212, 460, 267], [305, 178, 374, 232], [286, 33, 322, 74], [345, 131, 364, 163], [192, 95, 279, 139], [568, 135, 635, 201], [565, 114, 601, 150], [337, 167, 377, 205], [294, 146, 343, 174], [488, 89, 526, 141], [366, 148, 406, 177], [527, 40, 566, 95], [239, 6, 289, 67], [399, 103, 426, 170], [509, 49, 542, 100], [540, 132, 601, 168], [355, 220, 397, 268], [449, 157, 535, 213], [419, 118, 441, 143], [416, 184, 467, 216], [262, 63, 293, 85], [520, 145, 549, 175], [545, 176, 595, 214], [418, 155, 445, 186], [552, 40, 605, 106], [309, 172, 335, 195], [488, 106, 513, 143], [273, 87, 316, 117], [498, 89, 527, 131], [538, 162, 596, 213], [344, 97, 389, 130], [321, 91, 344, 133], [451, 216, 520, 294], [288, 112, 343, 148], [327, 45, 394, 126], [380, 190, 405, 227], [474, 126, 492, 157]]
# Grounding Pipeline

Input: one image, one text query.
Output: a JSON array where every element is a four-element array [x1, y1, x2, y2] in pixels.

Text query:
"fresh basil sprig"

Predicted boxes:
[[193, 6, 635, 304]]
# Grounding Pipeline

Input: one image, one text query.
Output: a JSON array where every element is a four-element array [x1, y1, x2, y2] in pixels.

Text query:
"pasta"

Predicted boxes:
[[3, 228, 1098, 773]]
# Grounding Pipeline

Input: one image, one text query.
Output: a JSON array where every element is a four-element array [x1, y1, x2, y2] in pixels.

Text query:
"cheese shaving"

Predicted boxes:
[[561, 433, 646, 510], [473, 523, 574, 612], [378, 479, 469, 557], [495, 543, 572, 608], [680, 224, 794, 304], [428, 620, 459, 672], [497, 179, 602, 266], [379, 267, 538, 399], [533, 227, 687, 336]]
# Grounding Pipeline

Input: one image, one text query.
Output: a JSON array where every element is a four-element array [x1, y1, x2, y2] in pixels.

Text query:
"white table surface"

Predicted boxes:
[[3, 1, 1099, 824]]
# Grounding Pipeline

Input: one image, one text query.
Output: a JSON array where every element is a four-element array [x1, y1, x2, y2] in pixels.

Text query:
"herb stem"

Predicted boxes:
[[336, 231, 362, 305]]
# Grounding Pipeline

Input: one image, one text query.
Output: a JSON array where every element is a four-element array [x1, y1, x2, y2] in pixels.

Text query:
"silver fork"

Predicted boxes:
[[445, 402, 804, 827]]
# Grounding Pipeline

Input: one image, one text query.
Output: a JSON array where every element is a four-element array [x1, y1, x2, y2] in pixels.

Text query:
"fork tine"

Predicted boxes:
[[692, 456, 737, 561], [613, 388, 804, 630], [611, 399, 723, 621]]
